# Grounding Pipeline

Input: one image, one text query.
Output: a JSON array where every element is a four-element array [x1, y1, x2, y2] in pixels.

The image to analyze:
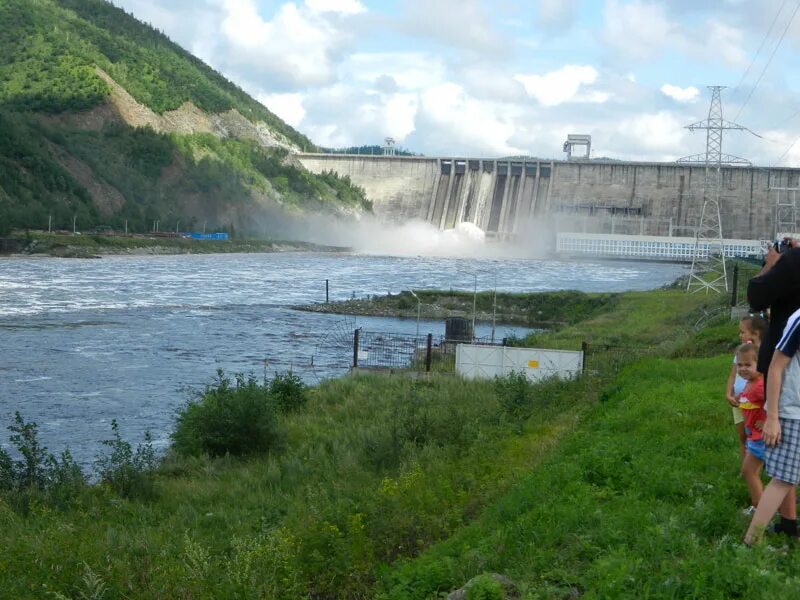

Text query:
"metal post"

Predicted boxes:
[[731, 263, 739, 307], [124, 220, 128, 234], [471, 274, 477, 343], [73, 215, 76, 234], [491, 273, 497, 343], [325, 279, 329, 304], [48, 215, 51, 233], [353, 328, 360, 368], [581, 341, 588, 374], [426, 333, 433, 372], [410, 290, 420, 340]]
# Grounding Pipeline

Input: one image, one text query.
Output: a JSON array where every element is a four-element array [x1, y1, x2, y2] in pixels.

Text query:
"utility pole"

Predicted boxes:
[[73, 215, 77, 234], [678, 86, 750, 294]]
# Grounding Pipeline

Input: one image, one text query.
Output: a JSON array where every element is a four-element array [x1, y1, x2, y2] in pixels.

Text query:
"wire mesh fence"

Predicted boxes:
[[729, 260, 763, 309], [353, 330, 505, 373]]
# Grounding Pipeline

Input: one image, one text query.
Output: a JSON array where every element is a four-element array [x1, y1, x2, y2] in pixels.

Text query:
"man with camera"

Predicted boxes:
[[747, 237, 800, 537]]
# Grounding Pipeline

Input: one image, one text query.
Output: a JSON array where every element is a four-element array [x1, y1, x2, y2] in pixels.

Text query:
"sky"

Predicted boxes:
[[112, 0, 800, 166]]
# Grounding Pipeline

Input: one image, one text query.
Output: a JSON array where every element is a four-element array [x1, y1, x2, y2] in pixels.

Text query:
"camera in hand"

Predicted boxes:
[[774, 238, 793, 253]]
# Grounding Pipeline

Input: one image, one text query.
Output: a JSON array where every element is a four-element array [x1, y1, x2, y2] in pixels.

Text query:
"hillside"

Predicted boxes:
[[0, 0, 370, 236]]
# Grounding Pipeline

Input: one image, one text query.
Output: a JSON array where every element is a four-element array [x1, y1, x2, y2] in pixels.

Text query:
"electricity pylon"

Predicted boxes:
[[678, 86, 750, 293]]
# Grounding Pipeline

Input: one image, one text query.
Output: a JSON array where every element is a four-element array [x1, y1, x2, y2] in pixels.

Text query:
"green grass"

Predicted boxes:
[[379, 356, 798, 600], [300, 289, 617, 328]]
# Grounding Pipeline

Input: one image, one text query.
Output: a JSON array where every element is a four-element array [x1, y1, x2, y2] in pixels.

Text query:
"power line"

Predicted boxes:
[[776, 133, 800, 165], [732, 0, 800, 121], [730, 0, 790, 98]]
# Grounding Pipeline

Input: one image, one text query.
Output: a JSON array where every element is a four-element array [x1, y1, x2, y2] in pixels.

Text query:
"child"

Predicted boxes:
[[744, 308, 800, 545], [735, 343, 766, 514], [727, 316, 767, 457]]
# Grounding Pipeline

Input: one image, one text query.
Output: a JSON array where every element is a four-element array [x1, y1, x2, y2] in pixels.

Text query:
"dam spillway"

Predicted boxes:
[[296, 153, 800, 241]]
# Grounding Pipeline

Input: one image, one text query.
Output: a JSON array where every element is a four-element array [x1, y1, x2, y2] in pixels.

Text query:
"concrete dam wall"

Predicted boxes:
[[296, 153, 800, 240]]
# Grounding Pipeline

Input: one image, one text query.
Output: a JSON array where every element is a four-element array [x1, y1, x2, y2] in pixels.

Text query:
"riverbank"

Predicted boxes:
[[1, 231, 347, 257], [297, 288, 622, 329], [1, 284, 760, 599]]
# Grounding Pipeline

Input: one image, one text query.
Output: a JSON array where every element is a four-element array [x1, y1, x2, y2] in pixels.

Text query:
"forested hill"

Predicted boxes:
[[0, 0, 370, 236]]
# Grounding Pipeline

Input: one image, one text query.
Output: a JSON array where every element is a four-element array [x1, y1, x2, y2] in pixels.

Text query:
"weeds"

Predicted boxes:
[[268, 371, 307, 413], [0, 412, 87, 513], [95, 420, 158, 500], [172, 370, 283, 457], [494, 371, 534, 425]]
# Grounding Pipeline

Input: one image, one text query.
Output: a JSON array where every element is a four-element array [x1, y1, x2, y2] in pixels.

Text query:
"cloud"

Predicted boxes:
[[257, 92, 307, 127], [305, 0, 366, 15], [602, 0, 674, 62], [603, 110, 690, 160], [661, 84, 700, 102], [345, 52, 447, 91], [515, 65, 603, 106], [216, 0, 360, 88], [535, 0, 580, 30], [399, 0, 507, 54], [414, 83, 524, 156]]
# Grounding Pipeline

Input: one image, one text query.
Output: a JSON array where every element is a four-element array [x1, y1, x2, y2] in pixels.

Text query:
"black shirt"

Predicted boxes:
[[748, 248, 800, 376]]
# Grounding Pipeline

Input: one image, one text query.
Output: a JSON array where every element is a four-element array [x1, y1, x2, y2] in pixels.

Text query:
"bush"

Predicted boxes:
[[466, 574, 505, 600], [95, 420, 158, 500], [172, 370, 282, 457], [269, 371, 307, 413], [0, 412, 87, 512], [494, 371, 534, 424]]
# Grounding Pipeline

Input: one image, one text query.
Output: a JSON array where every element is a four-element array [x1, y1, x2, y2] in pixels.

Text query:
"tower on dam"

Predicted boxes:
[[296, 153, 800, 242]]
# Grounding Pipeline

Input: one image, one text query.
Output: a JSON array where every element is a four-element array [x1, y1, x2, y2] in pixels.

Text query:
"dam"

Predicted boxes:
[[296, 153, 800, 242]]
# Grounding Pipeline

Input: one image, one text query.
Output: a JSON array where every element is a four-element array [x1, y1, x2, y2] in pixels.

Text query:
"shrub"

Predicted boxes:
[[95, 420, 158, 500], [494, 371, 534, 424], [172, 370, 282, 457], [465, 574, 505, 600], [269, 371, 307, 413], [0, 412, 87, 512]]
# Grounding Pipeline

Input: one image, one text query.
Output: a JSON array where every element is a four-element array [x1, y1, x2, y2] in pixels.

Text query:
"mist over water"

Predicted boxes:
[[254, 207, 555, 258], [0, 251, 686, 466]]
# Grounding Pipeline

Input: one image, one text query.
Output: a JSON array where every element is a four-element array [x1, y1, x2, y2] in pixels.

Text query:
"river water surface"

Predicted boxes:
[[0, 252, 686, 465]]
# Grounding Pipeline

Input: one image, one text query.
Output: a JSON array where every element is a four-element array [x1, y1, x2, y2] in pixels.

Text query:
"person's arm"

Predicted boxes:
[[764, 351, 790, 446], [726, 363, 738, 407]]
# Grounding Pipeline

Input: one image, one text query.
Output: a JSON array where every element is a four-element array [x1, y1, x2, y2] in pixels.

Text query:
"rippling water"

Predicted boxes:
[[0, 252, 686, 465]]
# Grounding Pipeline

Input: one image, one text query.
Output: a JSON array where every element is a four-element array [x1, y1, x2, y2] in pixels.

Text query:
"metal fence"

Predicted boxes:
[[729, 261, 763, 308], [352, 329, 504, 373]]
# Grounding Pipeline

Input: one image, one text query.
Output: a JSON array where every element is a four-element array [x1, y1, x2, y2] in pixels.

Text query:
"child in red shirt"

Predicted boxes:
[[736, 342, 766, 514]]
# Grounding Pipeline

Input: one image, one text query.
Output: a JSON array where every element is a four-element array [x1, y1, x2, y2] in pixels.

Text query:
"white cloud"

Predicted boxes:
[[603, 0, 673, 61], [417, 83, 524, 156], [607, 111, 689, 159], [536, 0, 580, 29], [661, 84, 700, 102], [215, 0, 360, 88], [345, 52, 447, 91], [707, 20, 747, 67], [400, 0, 506, 54], [258, 92, 307, 127], [515, 65, 601, 106], [304, 0, 366, 15]]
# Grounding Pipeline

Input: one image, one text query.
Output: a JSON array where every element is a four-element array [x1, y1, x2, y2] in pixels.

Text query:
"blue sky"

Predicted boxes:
[[114, 0, 800, 165]]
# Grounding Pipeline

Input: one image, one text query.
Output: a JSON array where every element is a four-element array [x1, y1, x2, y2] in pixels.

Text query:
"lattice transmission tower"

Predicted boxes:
[[678, 86, 750, 293]]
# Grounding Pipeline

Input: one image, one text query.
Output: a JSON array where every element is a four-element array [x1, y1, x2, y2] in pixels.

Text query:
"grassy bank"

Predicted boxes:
[[380, 354, 793, 600], [4, 231, 346, 257], [0, 287, 736, 598], [297, 289, 620, 328]]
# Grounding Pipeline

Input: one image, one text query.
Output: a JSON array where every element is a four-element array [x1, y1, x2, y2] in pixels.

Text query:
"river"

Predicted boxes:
[[0, 252, 686, 466]]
